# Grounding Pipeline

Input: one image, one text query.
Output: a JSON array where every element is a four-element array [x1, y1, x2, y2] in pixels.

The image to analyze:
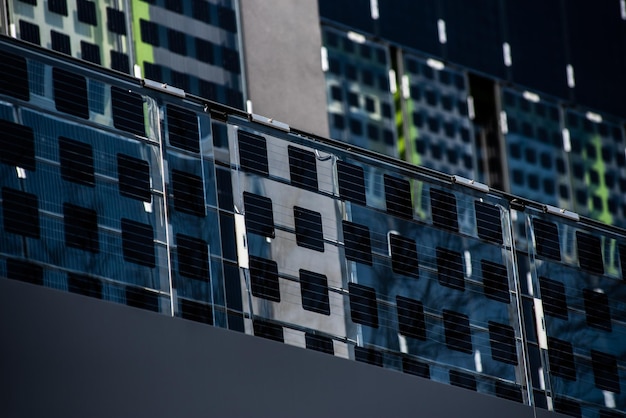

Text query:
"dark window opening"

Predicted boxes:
[[167, 29, 187, 56], [443, 309, 472, 354], [19, 20, 40, 45], [111, 86, 145, 136], [51, 30, 71, 55], [349, 283, 378, 328], [481, 260, 510, 303], [547, 337, 576, 381], [475, 201, 503, 244], [436, 247, 464, 291], [110, 51, 130, 73], [180, 299, 213, 325], [583, 288, 612, 332], [126, 286, 159, 312], [430, 188, 458, 232], [449, 370, 476, 391], [390, 234, 419, 279], [2, 187, 40, 238], [342, 221, 372, 265], [64, 203, 99, 253], [217, 6, 237, 32], [48, 0, 67, 15], [53, 67, 89, 119], [576, 231, 604, 275], [80, 41, 101, 65], [553, 398, 581, 418], [337, 160, 366, 205], [384, 174, 413, 219], [288, 146, 318, 192], [354, 346, 383, 367], [294, 207, 324, 252], [305, 333, 334, 354], [396, 296, 426, 340], [121, 218, 155, 268], [195, 38, 215, 64], [489, 321, 517, 365], [117, 154, 151, 202], [176, 234, 209, 281], [243, 192, 274, 238], [6, 258, 43, 286], [238, 131, 268, 176], [539, 277, 568, 320], [0, 50, 29, 100], [68, 273, 102, 299], [106, 8, 126, 34], [77, 0, 97, 25], [495, 381, 523, 403], [172, 170, 205, 217], [0, 120, 35, 170], [299, 269, 330, 315], [402, 357, 430, 378], [139, 19, 160, 46], [591, 350, 620, 394], [253, 320, 284, 342], [249, 256, 280, 302]]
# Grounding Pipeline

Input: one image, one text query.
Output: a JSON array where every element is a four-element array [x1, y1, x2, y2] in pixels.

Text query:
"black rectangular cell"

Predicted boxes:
[[390, 234, 419, 279], [495, 381, 523, 403], [111, 86, 145, 136], [19, 20, 40, 45], [591, 350, 620, 393], [337, 160, 366, 205], [195, 38, 215, 64], [180, 299, 213, 325], [223, 260, 243, 312], [110, 51, 130, 73], [348, 282, 378, 328], [533, 218, 561, 261], [402, 357, 430, 378], [217, 5, 237, 32], [547, 337, 576, 381], [51, 30, 71, 55], [117, 154, 151, 202], [167, 28, 187, 56], [305, 333, 334, 354], [354, 346, 383, 367], [221, 46, 240, 74], [342, 221, 372, 265], [583, 288, 612, 332], [384, 174, 413, 219], [430, 188, 459, 232], [167, 105, 200, 153], [67, 273, 102, 299], [106, 8, 126, 35], [481, 260, 510, 303], [125, 286, 159, 312], [475, 201, 503, 244], [80, 41, 101, 64], [219, 213, 236, 262], [488, 321, 518, 365], [139, 19, 159, 46], [2, 187, 40, 238], [436, 247, 464, 291], [620, 243, 626, 281], [600, 411, 624, 418], [396, 296, 426, 340], [48, 0, 67, 15], [553, 398, 581, 418], [6, 258, 43, 286], [449, 370, 477, 391], [238, 131, 268, 176], [576, 231, 604, 275], [64, 203, 99, 253], [172, 170, 205, 217], [59, 136, 96, 187], [299, 269, 330, 316], [0, 50, 29, 100], [443, 310, 472, 354], [288, 145, 318, 192], [0, 119, 35, 171], [253, 319, 284, 342], [216, 166, 234, 210], [294, 206, 324, 252], [121, 218, 155, 268], [539, 277, 568, 320], [176, 234, 209, 281], [53, 67, 89, 119], [192, 0, 210, 23], [249, 256, 280, 302], [77, 0, 97, 25], [243, 192, 274, 238]]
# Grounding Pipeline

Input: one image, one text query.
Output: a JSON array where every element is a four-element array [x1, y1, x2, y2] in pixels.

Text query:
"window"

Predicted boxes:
[[539, 277, 568, 320], [583, 289, 612, 331], [436, 247, 464, 291], [48, 0, 67, 16], [299, 269, 330, 315], [6, 258, 43, 286], [475, 201, 502, 244], [396, 296, 426, 340], [348, 283, 378, 328], [117, 154, 151, 202], [67, 273, 102, 299], [243, 192, 274, 238], [591, 350, 620, 394], [139, 19, 160, 46], [288, 146, 318, 192], [180, 299, 213, 325], [443, 309, 472, 354], [253, 320, 284, 342], [305, 333, 334, 354], [167, 29, 187, 56], [222, 46, 240, 74], [620, 243, 626, 280], [106, 8, 126, 35], [167, 105, 199, 153], [77, 0, 97, 25], [449, 370, 476, 391], [495, 382, 523, 403], [64, 203, 99, 253], [121, 218, 155, 268], [337, 161, 366, 205], [384, 174, 412, 219], [238, 131, 268, 176], [354, 346, 383, 367], [19, 20, 40, 45], [53, 68, 89, 119], [164, 0, 183, 13], [111, 86, 145, 136], [430, 188, 458, 232], [217, 6, 237, 32], [195, 38, 214, 64], [51, 30, 71, 55], [110, 51, 130, 73], [402, 357, 430, 378], [553, 398, 581, 417], [0, 120, 35, 170], [125, 286, 159, 312], [172, 170, 205, 217], [170, 70, 190, 91], [2, 187, 39, 238], [143, 62, 162, 81], [576, 231, 604, 275], [342, 221, 372, 265], [192, 0, 211, 23], [488, 321, 517, 365], [249, 256, 280, 302], [0, 51, 29, 100], [481, 260, 510, 303], [390, 234, 419, 279], [294, 207, 324, 252], [547, 337, 576, 381], [177, 234, 209, 280], [81, 41, 101, 64]]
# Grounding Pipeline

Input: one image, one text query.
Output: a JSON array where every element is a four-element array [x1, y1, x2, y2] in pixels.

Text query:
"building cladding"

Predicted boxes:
[[1, 35, 626, 418]]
